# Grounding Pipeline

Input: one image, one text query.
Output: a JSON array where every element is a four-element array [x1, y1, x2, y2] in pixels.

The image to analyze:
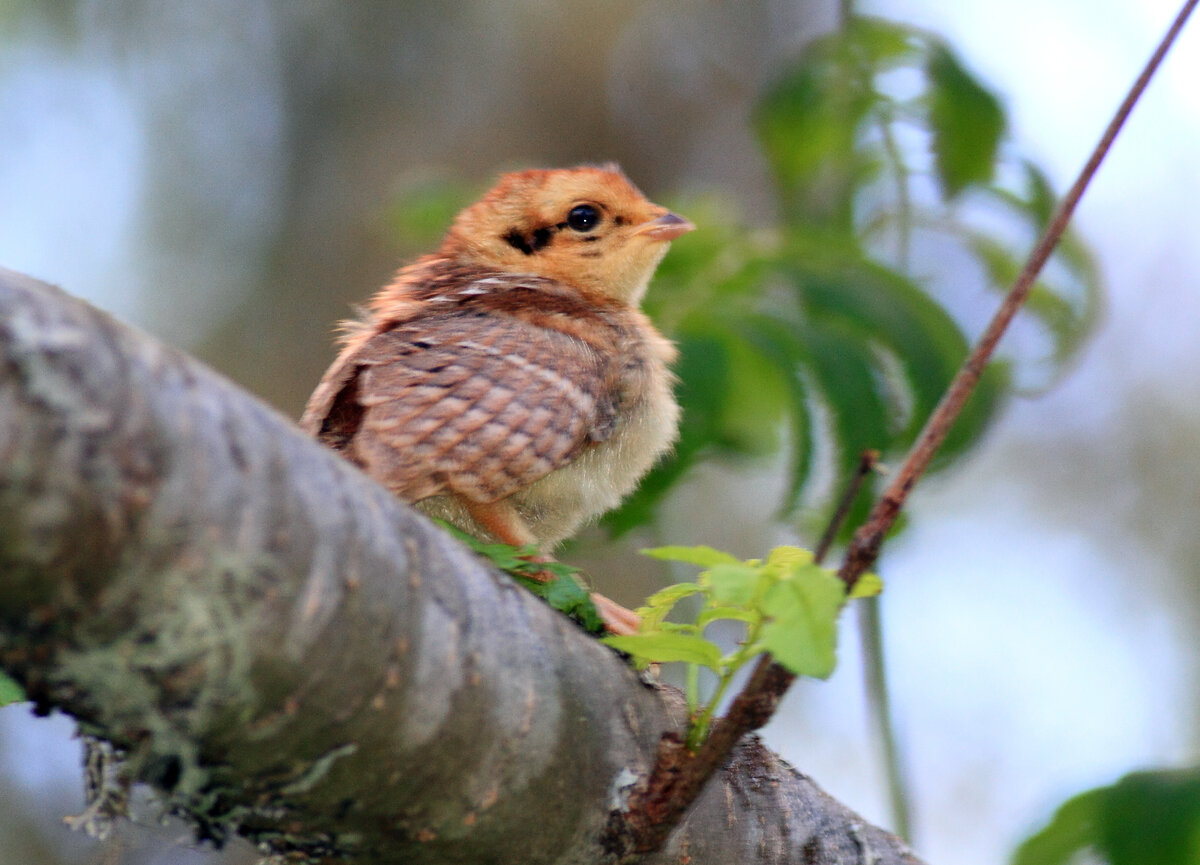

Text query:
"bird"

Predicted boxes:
[[300, 165, 693, 633]]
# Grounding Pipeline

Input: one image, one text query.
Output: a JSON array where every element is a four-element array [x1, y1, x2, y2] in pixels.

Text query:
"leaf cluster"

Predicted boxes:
[[434, 521, 604, 634], [603, 545, 880, 748], [607, 16, 1100, 539]]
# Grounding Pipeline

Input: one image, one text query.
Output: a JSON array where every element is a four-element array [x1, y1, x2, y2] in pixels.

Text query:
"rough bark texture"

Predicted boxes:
[[0, 267, 921, 865]]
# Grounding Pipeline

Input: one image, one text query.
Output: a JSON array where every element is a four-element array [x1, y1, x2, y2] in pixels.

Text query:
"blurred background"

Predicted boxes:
[[2, 1, 1199, 863]]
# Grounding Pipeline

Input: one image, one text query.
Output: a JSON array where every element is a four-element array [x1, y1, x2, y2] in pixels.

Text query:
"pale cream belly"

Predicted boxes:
[[416, 383, 679, 549]]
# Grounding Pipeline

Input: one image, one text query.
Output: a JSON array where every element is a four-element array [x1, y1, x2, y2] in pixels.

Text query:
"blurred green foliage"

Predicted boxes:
[[381, 176, 478, 255], [613, 16, 1099, 536], [1014, 769, 1200, 865], [0, 671, 23, 707]]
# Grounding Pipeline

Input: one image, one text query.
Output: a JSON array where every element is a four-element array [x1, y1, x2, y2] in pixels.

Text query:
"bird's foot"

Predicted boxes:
[[590, 592, 641, 636]]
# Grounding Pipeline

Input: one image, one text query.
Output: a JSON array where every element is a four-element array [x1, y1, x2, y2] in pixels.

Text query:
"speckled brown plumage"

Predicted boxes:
[[306, 261, 631, 506], [301, 167, 691, 629]]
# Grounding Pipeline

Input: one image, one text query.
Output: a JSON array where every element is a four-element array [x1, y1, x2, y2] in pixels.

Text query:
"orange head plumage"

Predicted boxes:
[[439, 165, 694, 305]]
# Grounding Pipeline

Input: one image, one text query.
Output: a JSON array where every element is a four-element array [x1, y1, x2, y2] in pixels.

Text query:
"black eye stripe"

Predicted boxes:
[[502, 205, 606, 256], [503, 230, 534, 255], [503, 226, 554, 255]]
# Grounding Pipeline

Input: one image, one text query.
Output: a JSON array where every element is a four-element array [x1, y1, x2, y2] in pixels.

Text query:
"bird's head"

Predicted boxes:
[[441, 165, 694, 305]]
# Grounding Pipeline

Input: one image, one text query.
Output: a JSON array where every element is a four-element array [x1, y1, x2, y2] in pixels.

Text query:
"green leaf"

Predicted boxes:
[[707, 564, 764, 606], [759, 567, 846, 678], [433, 520, 602, 632], [1099, 769, 1200, 865], [964, 229, 1100, 387], [1022, 159, 1058, 230], [848, 16, 923, 66], [697, 606, 760, 628], [526, 558, 583, 581], [601, 633, 724, 669], [643, 581, 705, 608], [735, 246, 1011, 534], [434, 519, 537, 569], [642, 545, 742, 568], [766, 546, 816, 569], [654, 621, 701, 635], [795, 314, 892, 486], [513, 574, 603, 633], [639, 582, 704, 629], [926, 43, 1005, 196], [848, 572, 883, 599], [0, 673, 25, 707], [753, 17, 922, 227], [544, 577, 602, 631], [1024, 284, 1091, 364], [715, 336, 788, 456], [735, 314, 816, 513], [1014, 769, 1200, 865], [796, 259, 972, 441], [754, 38, 877, 226], [1012, 787, 1104, 865]]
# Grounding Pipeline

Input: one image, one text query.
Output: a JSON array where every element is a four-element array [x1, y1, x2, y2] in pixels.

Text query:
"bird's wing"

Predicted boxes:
[[301, 310, 620, 504]]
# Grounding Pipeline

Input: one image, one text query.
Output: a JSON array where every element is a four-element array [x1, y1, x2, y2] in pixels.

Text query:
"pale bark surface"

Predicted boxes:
[[0, 268, 921, 864]]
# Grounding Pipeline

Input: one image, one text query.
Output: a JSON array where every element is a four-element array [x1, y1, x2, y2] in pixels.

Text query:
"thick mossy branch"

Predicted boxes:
[[0, 268, 921, 865]]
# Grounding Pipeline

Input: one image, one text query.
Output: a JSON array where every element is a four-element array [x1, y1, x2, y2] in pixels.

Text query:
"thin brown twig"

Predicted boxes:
[[840, 0, 1197, 590], [814, 450, 879, 565], [615, 0, 1198, 854]]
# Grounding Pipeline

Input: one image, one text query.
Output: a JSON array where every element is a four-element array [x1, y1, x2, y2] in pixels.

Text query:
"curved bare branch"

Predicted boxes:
[[0, 268, 920, 865]]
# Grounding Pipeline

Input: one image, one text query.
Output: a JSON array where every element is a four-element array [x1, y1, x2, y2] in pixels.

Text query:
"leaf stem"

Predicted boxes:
[[688, 672, 728, 750], [877, 102, 913, 270], [689, 615, 766, 749], [858, 595, 913, 839]]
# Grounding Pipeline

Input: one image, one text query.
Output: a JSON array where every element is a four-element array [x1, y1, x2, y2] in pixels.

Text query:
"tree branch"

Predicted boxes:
[[0, 268, 921, 864]]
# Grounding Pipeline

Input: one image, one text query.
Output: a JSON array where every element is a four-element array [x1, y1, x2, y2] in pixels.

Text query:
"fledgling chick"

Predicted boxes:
[[301, 165, 692, 633]]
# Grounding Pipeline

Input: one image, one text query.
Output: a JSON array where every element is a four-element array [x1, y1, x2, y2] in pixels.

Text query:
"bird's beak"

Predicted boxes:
[[632, 212, 695, 242]]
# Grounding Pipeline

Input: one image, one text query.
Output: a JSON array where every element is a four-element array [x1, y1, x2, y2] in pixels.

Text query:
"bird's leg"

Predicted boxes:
[[460, 497, 641, 635], [461, 497, 541, 549]]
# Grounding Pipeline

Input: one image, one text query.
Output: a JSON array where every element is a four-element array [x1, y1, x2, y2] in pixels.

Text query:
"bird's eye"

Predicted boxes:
[[566, 204, 601, 232]]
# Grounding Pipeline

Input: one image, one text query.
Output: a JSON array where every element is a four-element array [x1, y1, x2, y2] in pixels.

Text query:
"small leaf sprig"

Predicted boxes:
[[434, 521, 604, 633], [603, 545, 881, 749]]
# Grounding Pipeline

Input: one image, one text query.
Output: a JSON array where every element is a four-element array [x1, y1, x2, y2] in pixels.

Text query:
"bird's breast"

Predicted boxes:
[[511, 317, 679, 546]]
